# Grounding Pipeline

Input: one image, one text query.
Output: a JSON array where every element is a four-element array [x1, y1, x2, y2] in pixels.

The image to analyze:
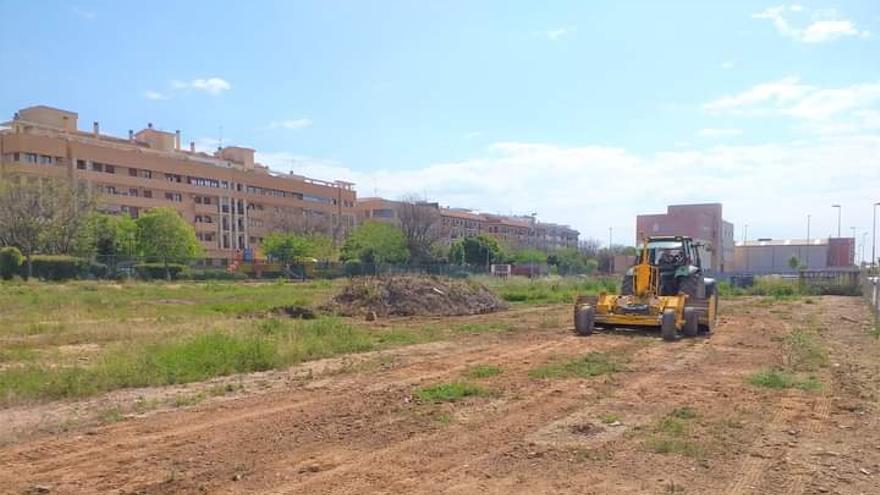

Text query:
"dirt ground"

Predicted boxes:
[[1, 297, 878, 495]]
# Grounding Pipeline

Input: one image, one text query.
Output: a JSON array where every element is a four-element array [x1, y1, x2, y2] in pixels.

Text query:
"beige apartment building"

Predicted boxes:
[[0, 106, 356, 262], [356, 198, 579, 251]]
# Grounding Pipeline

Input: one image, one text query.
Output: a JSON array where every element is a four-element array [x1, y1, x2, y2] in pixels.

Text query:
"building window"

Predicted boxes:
[[38, 155, 53, 165], [164, 192, 182, 202], [143, 190, 152, 199], [92, 162, 103, 172], [24, 153, 38, 164], [129, 167, 138, 177], [142, 170, 152, 179], [129, 188, 139, 197], [76, 160, 86, 170], [105, 164, 115, 174]]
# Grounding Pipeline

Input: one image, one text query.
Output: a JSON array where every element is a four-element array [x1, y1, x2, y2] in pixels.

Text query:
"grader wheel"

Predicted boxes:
[[574, 305, 595, 336], [661, 309, 677, 341]]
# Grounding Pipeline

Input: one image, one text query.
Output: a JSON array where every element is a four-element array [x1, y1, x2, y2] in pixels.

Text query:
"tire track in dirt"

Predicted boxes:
[[0, 327, 624, 493]]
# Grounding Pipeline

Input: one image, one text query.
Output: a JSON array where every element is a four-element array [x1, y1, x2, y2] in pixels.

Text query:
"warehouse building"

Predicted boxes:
[[731, 238, 855, 274]]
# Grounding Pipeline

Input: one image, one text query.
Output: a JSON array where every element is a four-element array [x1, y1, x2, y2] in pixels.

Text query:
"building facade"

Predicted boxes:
[[0, 106, 356, 261], [636, 203, 734, 272], [731, 238, 855, 274], [355, 199, 579, 251]]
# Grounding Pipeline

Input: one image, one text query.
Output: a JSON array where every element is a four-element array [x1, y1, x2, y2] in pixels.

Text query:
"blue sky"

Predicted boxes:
[[2, 1, 879, 256]]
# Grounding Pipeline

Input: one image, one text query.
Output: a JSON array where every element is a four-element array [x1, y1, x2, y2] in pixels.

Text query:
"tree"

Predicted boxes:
[[263, 232, 314, 264], [788, 255, 800, 271], [512, 248, 546, 264], [448, 234, 504, 267], [135, 208, 202, 279], [0, 246, 24, 280], [341, 221, 409, 264], [0, 178, 95, 279], [548, 248, 592, 275], [578, 238, 602, 258], [396, 196, 447, 264], [75, 212, 137, 258]]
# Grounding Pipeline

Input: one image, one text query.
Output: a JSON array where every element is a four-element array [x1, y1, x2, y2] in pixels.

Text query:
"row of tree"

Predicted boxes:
[[0, 177, 635, 279], [0, 179, 201, 279]]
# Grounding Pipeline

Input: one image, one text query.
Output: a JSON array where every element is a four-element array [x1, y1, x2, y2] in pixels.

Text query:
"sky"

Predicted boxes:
[[1, 1, 879, 258]]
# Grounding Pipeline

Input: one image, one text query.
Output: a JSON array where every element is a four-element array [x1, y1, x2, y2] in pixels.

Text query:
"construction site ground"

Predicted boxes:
[[1, 296, 878, 494]]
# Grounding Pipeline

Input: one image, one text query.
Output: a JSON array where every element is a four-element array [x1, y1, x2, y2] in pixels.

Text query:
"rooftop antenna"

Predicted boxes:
[[218, 125, 224, 151]]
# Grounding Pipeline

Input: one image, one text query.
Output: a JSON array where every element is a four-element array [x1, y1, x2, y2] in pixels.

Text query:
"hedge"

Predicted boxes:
[[180, 269, 248, 281], [0, 247, 24, 280], [17, 255, 91, 281], [135, 263, 188, 280]]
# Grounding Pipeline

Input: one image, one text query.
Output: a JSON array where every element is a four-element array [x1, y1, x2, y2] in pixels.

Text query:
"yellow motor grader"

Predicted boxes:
[[574, 235, 717, 341]]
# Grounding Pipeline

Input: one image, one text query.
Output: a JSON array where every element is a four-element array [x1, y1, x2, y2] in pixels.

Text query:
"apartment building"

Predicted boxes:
[[636, 203, 735, 272], [0, 106, 356, 261], [355, 198, 579, 251]]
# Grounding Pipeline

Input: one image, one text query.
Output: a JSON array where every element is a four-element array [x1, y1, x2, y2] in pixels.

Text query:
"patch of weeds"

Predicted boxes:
[[670, 406, 697, 419], [529, 352, 623, 379], [208, 382, 241, 397], [99, 406, 124, 423], [0, 345, 39, 363], [133, 396, 161, 414], [435, 413, 454, 425], [463, 365, 503, 379], [173, 392, 205, 407], [414, 382, 489, 403], [748, 369, 823, 391], [257, 318, 286, 334], [803, 298, 815, 304], [453, 322, 511, 333], [643, 407, 702, 457], [600, 413, 620, 424], [539, 314, 561, 329], [785, 329, 828, 371]]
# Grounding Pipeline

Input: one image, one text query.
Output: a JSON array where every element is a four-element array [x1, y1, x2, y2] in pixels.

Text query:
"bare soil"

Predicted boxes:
[[1, 297, 878, 495]]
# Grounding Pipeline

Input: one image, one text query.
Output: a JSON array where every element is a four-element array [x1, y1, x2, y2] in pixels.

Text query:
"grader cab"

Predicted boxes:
[[574, 236, 717, 341]]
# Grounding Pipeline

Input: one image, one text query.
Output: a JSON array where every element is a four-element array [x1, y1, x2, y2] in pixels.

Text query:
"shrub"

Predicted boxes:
[[181, 269, 248, 281], [344, 259, 364, 276], [135, 263, 187, 280], [18, 255, 87, 281], [0, 247, 24, 280]]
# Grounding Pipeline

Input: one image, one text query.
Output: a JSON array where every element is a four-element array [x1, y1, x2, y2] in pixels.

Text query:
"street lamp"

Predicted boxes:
[[806, 214, 811, 268], [831, 204, 841, 238], [873, 202, 879, 271]]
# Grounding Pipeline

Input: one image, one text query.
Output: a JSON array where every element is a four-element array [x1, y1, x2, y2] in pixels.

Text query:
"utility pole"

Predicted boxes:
[[806, 214, 811, 269], [873, 202, 879, 272], [832, 204, 841, 238]]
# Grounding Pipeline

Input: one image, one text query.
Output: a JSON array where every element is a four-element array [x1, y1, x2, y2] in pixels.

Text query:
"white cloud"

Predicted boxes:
[[753, 5, 870, 43], [268, 118, 313, 130], [543, 27, 576, 41], [145, 77, 232, 100], [697, 128, 743, 138], [704, 77, 880, 131], [171, 77, 231, 95], [720, 60, 736, 70], [72, 8, 96, 20], [257, 135, 880, 242], [144, 90, 170, 101]]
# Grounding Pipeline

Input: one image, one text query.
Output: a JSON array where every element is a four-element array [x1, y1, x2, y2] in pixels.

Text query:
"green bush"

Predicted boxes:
[[344, 259, 364, 276], [0, 247, 24, 280], [135, 263, 187, 280], [19, 255, 87, 281], [181, 269, 248, 281]]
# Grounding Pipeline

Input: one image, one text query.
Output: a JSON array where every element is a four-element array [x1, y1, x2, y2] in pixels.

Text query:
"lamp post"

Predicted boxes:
[[831, 204, 841, 238], [873, 202, 879, 271], [806, 214, 811, 269]]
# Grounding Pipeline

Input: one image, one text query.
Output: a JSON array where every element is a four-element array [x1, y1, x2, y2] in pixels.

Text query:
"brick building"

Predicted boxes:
[[355, 199, 579, 251], [636, 203, 734, 272], [0, 106, 356, 261]]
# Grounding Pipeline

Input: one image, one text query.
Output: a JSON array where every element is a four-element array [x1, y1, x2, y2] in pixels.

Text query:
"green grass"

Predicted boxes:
[[748, 369, 822, 391], [785, 329, 828, 371], [477, 276, 618, 305], [452, 321, 512, 333], [600, 413, 620, 424], [529, 351, 623, 379], [463, 365, 503, 379], [643, 407, 703, 457], [414, 382, 489, 403]]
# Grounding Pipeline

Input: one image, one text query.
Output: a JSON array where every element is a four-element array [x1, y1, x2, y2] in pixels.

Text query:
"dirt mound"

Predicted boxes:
[[324, 276, 507, 317]]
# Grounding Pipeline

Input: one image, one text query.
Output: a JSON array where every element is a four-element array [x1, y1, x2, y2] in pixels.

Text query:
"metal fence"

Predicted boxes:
[[860, 271, 879, 322]]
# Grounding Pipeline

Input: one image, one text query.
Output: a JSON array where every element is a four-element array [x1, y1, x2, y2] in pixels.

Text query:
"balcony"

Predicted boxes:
[[195, 202, 218, 214]]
